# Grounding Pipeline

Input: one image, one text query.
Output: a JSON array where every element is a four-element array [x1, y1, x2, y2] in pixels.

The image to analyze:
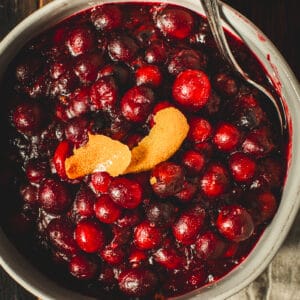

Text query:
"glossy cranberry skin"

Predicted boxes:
[[109, 177, 142, 209], [135, 65, 162, 88], [74, 186, 96, 218], [172, 205, 206, 245], [154, 248, 183, 270], [108, 35, 138, 62], [150, 161, 185, 198], [173, 70, 211, 110], [121, 86, 155, 123], [118, 268, 158, 297], [25, 160, 48, 184], [188, 117, 212, 143], [94, 194, 121, 224], [213, 123, 241, 152], [90, 171, 112, 193], [214, 73, 238, 97], [68, 88, 90, 118], [229, 152, 257, 182], [100, 245, 125, 265], [216, 205, 254, 242], [75, 219, 106, 253], [182, 150, 205, 175], [145, 202, 176, 227], [38, 179, 71, 214], [64, 117, 89, 146], [20, 185, 38, 205], [69, 254, 98, 280], [156, 7, 194, 39], [53, 140, 72, 179], [134, 221, 162, 250]]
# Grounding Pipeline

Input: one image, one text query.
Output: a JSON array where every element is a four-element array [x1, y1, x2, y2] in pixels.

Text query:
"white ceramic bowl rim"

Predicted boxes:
[[0, 1, 300, 299]]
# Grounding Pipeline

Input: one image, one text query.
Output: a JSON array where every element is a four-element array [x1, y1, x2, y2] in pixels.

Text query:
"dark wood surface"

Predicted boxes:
[[0, 0, 299, 299]]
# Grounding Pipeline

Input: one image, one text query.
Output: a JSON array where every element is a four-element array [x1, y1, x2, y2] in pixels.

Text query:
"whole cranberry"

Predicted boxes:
[[145, 202, 176, 227], [154, 248, 183, 270], [53, 140, 72, 179], [25, 160, 48, 184], [229, 152, 257, 183], [129, 248, 147, 267], [188, 117, 212, 143], [64, 117, 89, 147], [194, 231, 226, 260], [144, 40, 168, 64], [118, 268, 158, 297], [75, 219, 106, 253], [66, 26, 95, 56], [15, 56, 42, 84], [90, 171, 112, 193], [175, 181, 197, 202], [135, 65, 162, 88], [121, 86, 155, 123], [200, 163, 229, 198], [172, 205, 206, 245], [12, 102, 45, 135], [38, 178, 71, 214], [108, 35, 138, 62], [69, 254, 98, 280], [100, 245, 125, 265], [20, 185, 38, 205], [156, 7, 194, 39], [213, 123, 241, 152], [134, 221, 162, 250], [90, 77, 118, 111], [91, 4, 122, 31], [68, 88, 90, 118], [94, 194, 121, 224], [109, 177, 142, 209], [214, 73, 238, 97], [216, 205, 254, 242], [150, 161, 185, 198], [182, 150, 206, 175], [74, 185, 96, 218]]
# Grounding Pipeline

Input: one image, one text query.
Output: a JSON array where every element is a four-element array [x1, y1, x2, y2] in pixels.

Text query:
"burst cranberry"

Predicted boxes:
[[109, 177, 142, 209], [173, 70, 211, 110], [145, 202, 176, 227], [182, 150, 205, 175], [134, 221, 162, 250], [214, 73, 238, 97], [20, 185, 38, 205], [200, 163, 229, 198], [217, 205, 254, 242], [188, 117, 212, 143], [213, 123, 241, 152], [94, 194, 121, 224], [38, 179, 71, 214], [75, 219, 106, 253], [53, 140, 72, 179], [172, 205, 206, 245], [90, 172, 112, 193], [66, 26, 95, 56], [12, 102, 44, 135], [129, 248, 147, 267], [135, 65, 162, 87], [149, 101, 173, 127], [69, 254, 98, 280], [68, 88, 90, 118], [175, 181, 197, 202], [64, 117, 89, 146], [25, 160, 48, 184], [100, 245, 125, 265], [91, 4, 122, 31], [118, 268, 158, 297], [154, 248, 183, 270], [229, 152, 257, 182], [144, 40, 167, 64], [108, 35, 138, 62], [90, 77, 118, 111], [156, 7, 194, 39], [74, 185, 96, 218], [121, 86, 155, 123], [150, 161, 184, 198]]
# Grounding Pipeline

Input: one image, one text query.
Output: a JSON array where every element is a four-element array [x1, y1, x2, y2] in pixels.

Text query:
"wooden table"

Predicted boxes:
[[0, 0, 299, 299]]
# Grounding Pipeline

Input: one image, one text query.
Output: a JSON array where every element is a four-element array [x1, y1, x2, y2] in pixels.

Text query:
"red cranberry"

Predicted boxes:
[[175, 181, 197, 202], [68, 88, 90, 118], [154, 248, 183, 270], [15, 56, 42, 84], [145, 202, 176, 227], [49, 61, 68, 80], [90, 77, 118, 111], [216, 205, 254, 242], [156, 7, 194, 39], [94, 194, 121, 224], [256, 191, 277, 222], [213, 123, 241, 152], [100, 245, 125, 265], [75, 219, 106, 253], [20, 185, 38, 205], [117, 210, 141, 227], [188, 117, 212, 143], [173, 70, 211, 110], [135, 65, 162, 88], [229, 152, 257, 183], [64, 117, 89, 147], [149, 101, 173, 127], [172, 205, 206, 245], [144, 40, 168, 64], [121, 86, 155, 123], [74, 185, 96, 218], [12, 102, 44, 135], [38, 178, 71, 214], [129, 248, 147, 267], [69, 254, 98, 280], [134, 221, 162, 250], [25, 160, 48, 184], [66, 26, 95, 56], [182, 150, 206, 175], [150, 161, 185, 198], [214, 73, 238, 97], [108, 35, 138, 62], [109, 177, 142, 209], [55, 102, 69, 122], [90, 171, 112, 193], [91, 4, 122, 31], [194, 141, 214, 157], [194, 231, 226, 260], [118, 268, 158, 297], [53, 140, 72, 179]]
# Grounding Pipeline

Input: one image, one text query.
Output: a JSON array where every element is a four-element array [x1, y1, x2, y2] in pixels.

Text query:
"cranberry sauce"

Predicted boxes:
[[0, 2, 288, 299]]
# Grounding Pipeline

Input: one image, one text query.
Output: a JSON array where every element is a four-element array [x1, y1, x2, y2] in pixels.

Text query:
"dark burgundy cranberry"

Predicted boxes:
[[135, 24, 159, 46], [74, 185, 96, 218], [175, 181, 197, 202], [121, 86, 155, 123], [146, 202, 176, 227], [94, 194, 121, 224], [69, 254, 98, 280], [213, 73, 238, 97], [50, 71, 78, 97], [27, 74, 50, 99], [200, 163, 229, 198], [194, 141, 214, 157], [135, 65, 162, 88], [53, 140, 72, 179], [182, 150, 206, 175], [64, 117, 89, 146], [68, 88, 90, 118], [75, 219, 106, 253], [188, 117, 212, 143], [110, 225, 132, 247], [129, 248, 147, 267], [49, 61, 68, 80], [154, 248, 183, 270], [168, 49, 207, 76], [66, 26, 95, 56], [109, 177, 142, 209], [117, 210, 141, 227], [47, 218, 77, 254], [118, 268, 158, 297], [172, 205, 206, 245], [256, 191, 277, 222], [25, 160, 48, 184], [38, 178, 71, 214], [126, 133, 143, 149], [107, 108, 132, 140], [97, 64, 130, 86], [213, 122, 241, 152], [20, 185, 38, 205], [216, 205, 254, 242], [100, 245, 125, 265], [194, 231, 226, 260], [134, 221, 162, 250], [173, 70, 211, 110], [90, 171, 112, 193], [15, 56, 42, 84], [91, 4, 122, 31], [90, 77, 118, 111], [12, 102, 45, 135], [156, 7, 194, 39], [108, 35, 138, 62], [257, 157, 282, 188], [98, 265, 116, 286], [205, 90, 221, 115], [229, 152, 257, 183], [186, 265, 207, 289], [144, 40, 168, 64], [150, 161, 185, 198]]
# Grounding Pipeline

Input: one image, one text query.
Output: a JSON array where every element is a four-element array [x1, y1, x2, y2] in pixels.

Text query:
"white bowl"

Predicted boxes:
[[0, 1, 300, 299]]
